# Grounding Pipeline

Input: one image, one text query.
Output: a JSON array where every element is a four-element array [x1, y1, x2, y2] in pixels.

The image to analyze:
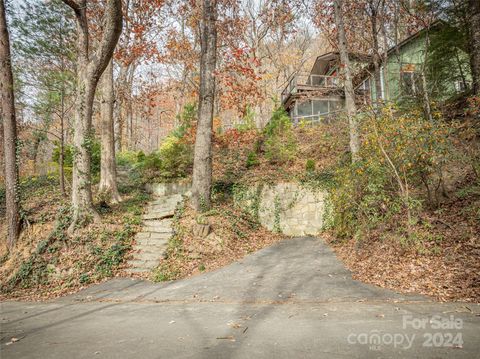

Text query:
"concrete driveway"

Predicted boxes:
[[1, 237, 479, 358]]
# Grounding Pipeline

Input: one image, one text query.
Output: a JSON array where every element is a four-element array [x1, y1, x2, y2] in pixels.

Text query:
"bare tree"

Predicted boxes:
[[191, 0, 217, 211], [467, 0, 480, 94], [61, 0, 122, 231], [334, 0, 360, 161], [99, 59, 122, 203], [0, 0, 20, 249]]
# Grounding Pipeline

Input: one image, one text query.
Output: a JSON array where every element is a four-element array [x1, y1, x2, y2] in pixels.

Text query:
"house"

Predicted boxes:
[[282, 22, 471, 124]]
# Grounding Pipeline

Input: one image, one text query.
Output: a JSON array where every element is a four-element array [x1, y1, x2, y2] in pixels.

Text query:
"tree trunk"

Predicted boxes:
[[380, 9, 389, 100], [334, 0, 360, 162], [99, 59, 122, 203], [369, 0, 383, 101], [191, 0, 217, 211], [0, 0, 20, 249], [62, 0, 122, 232], [468, 0, 480, 95], [59, 110, 66, 196], [59, 75, 66, 197]]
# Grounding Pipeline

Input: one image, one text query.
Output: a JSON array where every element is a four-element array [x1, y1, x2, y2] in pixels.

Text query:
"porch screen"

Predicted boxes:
[[296, 100, 312, 117], [313, 100, 328, 115]]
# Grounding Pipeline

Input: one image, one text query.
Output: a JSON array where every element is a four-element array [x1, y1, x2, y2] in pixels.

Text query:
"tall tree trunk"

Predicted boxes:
[[380, 7, 389, 100], [62, 0, 122, 232], [0, 0, 20, 249], [334, 0, 360, 162], [191, 0, 217, 211], [99, 59, 122, 203], [59, 92, 66, 197], [467, 0, 480, 95], [369, 0, 383, 101], [59, 63, 66, 197], [421, 31, 433, 123]]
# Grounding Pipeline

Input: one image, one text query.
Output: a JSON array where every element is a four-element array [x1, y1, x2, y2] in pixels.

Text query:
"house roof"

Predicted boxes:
[[310, 19, 444, 78], [386, 19, 444, 57], [310, 52, 372, 75]]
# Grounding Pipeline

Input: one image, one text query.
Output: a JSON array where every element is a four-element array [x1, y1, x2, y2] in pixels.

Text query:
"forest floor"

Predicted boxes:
[[0, 175, 150, 300], [328, 177, 480, 302]]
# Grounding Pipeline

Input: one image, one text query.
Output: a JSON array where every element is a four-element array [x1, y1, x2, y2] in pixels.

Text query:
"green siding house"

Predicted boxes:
[[282, 22, 471, 124]]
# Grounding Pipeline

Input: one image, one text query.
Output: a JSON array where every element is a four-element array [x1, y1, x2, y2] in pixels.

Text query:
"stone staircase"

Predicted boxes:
[[127, 193, 184, 274], [126, 181, 191, 274]]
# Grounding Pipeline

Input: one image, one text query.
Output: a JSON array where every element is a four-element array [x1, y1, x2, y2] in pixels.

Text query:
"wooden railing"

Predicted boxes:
[[291, 109, 344, 125], [281, 73, 341, 103]]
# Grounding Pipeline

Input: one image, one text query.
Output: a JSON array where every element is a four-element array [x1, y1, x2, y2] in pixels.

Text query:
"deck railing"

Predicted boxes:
[[291, 109, 344, 126], [281, 73, 340, 103]]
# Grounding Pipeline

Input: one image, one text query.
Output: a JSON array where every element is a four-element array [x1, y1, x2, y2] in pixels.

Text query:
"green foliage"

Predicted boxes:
[[158, 135, 193, 179], [236, 105, 256, 131], [427, 23, 471, 99], [127, 103, 195, 182], [263, 107, 297, 164], [305, 159, 316, 172], [52, 140, 101, 175], [116, 150, 140, 167], [327, 105, 453, 239], [246, 151, 259, 168]]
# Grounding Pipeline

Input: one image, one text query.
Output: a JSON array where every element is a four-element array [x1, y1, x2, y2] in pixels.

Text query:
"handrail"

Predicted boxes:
[[282, 73, 341, 102], [291, 109, 345, 125]]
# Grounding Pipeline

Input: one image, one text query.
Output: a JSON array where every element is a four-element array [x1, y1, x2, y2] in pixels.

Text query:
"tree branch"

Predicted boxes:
[[61, 0, 82, 15], [89, 0, 123, 82]]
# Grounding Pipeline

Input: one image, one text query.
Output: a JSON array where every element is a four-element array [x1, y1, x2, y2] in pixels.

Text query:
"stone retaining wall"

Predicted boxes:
[[234, 182, 327, 236]]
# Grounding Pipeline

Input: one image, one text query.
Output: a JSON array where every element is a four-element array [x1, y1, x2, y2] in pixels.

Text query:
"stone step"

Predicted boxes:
[[127, 259, 159, 269], [143, 227, 174, 235], [144, 218, 173, 227], [135, 239, 169, 248], [142, 210, 174, 220], [147, 203, 176, 210], [131, 251, 162, 261], [135, 232, 172, 240], [135, 242, 169, 251], [126, 267, 154, 274]]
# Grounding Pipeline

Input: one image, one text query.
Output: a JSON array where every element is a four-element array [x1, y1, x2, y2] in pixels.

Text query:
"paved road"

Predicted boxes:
[[1, 237, 479, 358]]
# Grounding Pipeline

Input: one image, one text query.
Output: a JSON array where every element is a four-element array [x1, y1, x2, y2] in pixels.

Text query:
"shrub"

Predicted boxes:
[[246, 151, 259, 168], [158, 135, 193, 179], [134, 152, 162, 182], [263, 107, 297, 164], [327, 105, 453, 239], [116, 150, 140, 167], [305, 159, 316, 172], [52, 140, 101, 175]]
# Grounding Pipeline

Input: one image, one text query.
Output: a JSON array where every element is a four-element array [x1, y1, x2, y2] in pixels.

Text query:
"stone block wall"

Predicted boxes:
[[234, 182, 327, 236]]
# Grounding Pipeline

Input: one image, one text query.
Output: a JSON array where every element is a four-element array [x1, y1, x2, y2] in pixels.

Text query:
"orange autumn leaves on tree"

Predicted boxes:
[[217, 46, 264, 113], [115, 0, 165, 66]]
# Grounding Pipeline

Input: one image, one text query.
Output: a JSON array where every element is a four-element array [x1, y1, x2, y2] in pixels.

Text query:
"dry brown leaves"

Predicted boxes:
[[157, 201, 284, 280], [328, 188, 480, 302]]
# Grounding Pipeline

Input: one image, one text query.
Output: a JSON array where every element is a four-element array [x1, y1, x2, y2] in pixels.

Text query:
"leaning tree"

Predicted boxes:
[[61, 0, 122, 231]]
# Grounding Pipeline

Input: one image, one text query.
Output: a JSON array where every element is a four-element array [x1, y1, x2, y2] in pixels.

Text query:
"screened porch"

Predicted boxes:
[[290, 98, 344, 124]]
